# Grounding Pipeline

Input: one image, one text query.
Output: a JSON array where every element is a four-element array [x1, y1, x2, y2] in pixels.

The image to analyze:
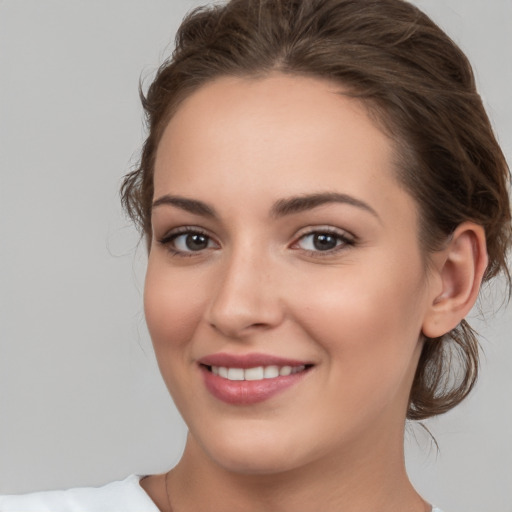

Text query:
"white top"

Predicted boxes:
[[0, 474, 445, 511], [0, 475, 159, 512]]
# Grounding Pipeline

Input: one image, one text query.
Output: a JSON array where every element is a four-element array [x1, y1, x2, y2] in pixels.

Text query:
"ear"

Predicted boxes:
[[422, 222, 488, 338]]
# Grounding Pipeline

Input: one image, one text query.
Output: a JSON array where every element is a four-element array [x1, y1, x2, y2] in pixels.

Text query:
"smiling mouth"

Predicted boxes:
[[202, 364, 312, 381]]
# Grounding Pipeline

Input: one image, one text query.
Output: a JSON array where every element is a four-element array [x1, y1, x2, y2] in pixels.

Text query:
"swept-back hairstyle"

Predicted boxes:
[[121, 0, 511, 420]]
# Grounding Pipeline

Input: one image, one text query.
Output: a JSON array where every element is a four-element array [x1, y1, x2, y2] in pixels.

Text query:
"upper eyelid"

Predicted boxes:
[[158, 225, 214, 241], [157, 227, 215, 248], [156, 225, 356, 248], [157, 227, 220, 257], [290, 227, 356, 253], [292, 225, 356, 241]]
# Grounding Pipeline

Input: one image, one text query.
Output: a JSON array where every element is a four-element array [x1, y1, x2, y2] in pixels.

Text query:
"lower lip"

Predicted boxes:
[[200, 366, 310, 405]]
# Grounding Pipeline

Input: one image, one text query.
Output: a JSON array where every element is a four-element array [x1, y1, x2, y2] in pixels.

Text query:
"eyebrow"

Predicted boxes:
[[152, 192, 379, 220], [152, 195, 217, 217], [270, 192, 380, 220]]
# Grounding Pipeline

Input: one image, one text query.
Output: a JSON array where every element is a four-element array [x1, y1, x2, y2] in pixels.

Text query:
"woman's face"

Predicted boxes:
[[145, 74, 438, 474]]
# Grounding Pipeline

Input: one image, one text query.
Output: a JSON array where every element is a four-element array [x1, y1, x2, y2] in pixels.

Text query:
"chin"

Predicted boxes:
[[212, 449, 303, 476], [193, 425, 312, 476]]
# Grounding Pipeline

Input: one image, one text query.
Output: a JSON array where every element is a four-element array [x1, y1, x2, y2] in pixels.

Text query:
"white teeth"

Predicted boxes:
[[210, 364, 308, 381], [227, 368, 244, 381], [244, 366, 264, 381], [263, 365, 279, 379], [279, 366, 292, 376]]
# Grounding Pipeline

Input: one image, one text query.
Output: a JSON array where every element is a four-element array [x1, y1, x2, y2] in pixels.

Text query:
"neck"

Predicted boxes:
[[165, 424, 427, 512]]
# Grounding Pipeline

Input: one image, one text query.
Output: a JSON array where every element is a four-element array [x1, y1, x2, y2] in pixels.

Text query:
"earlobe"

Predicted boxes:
[[422, 222, 488, 339]]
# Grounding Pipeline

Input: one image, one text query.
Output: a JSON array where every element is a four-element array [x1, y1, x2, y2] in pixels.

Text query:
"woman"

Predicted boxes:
[[1, 0, 510, 510]]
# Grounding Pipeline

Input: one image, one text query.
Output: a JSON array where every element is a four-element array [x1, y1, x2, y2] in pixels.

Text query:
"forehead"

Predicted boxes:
[[153, 73, 416, 224]]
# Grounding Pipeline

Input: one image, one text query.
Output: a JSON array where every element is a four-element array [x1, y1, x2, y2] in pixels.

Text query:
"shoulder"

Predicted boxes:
[[0, 475, 160, 512]]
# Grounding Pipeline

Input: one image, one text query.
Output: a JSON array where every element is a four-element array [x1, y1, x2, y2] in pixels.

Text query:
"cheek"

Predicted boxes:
[[289, 260, 428, 384], [144, 261, 206, 358]]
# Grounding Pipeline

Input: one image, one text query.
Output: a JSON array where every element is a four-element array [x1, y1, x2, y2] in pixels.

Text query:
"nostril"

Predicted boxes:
[[208, 319, 276, 337], [205, 282, 285, 337]]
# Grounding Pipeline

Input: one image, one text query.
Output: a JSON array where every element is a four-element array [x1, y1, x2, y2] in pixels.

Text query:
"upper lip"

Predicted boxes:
[[198, 352, 313, 369]]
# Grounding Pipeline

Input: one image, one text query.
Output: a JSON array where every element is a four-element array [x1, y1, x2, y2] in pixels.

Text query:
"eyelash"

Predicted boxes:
[[157, 226, 356, 258], [291, 228, 355, 257], [158, 227, 218, 258]]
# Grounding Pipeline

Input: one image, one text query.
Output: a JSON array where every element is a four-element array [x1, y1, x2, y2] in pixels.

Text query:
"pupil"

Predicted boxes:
[[186, 234, 208, 250], [313, 233, 337, 251]]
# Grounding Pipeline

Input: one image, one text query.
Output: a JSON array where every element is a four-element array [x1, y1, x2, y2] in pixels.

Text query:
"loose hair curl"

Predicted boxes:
[[121, 0, 511, 420]]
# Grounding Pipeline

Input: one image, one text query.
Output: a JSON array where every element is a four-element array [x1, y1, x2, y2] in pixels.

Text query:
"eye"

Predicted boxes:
[[293, 229, 355, 254], [158, 228, 218, 255]]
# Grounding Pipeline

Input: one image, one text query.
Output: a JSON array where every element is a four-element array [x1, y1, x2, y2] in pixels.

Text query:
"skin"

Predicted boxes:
[[140, 73, 477, 511]]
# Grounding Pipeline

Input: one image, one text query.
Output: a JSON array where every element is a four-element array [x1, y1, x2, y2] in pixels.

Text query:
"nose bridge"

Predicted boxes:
[[206, 238, 282, 336]]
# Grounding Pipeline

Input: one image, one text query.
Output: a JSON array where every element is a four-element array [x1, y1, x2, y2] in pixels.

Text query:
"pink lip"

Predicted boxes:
[[198, 352, 313, 405], [198, 352, 310, 369]]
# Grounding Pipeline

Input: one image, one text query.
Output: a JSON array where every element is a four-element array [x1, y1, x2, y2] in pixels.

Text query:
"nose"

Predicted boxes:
[[205, 247, 285, 338]]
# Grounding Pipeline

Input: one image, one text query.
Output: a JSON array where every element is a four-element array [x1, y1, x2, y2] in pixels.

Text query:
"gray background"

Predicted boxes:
[[0, 1, 510, 511]]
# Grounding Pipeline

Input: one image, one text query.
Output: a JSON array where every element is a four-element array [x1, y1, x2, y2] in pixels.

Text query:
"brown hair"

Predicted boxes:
[[121, 0, 511, 420]]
